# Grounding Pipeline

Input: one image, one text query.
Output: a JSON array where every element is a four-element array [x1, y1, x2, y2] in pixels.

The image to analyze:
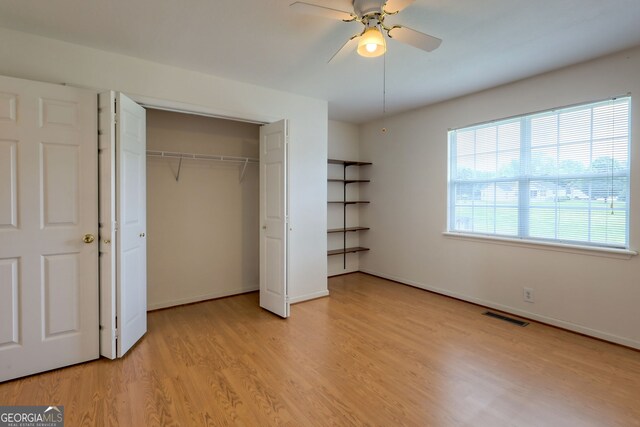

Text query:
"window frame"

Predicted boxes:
[[447, 96, 633, 251]]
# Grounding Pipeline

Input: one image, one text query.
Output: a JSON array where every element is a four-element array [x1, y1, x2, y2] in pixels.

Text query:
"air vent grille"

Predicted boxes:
[[483, 311, 529, 327]]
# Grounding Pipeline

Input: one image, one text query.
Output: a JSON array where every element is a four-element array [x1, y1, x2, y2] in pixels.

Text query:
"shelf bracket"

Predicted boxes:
[[239, 158, 249, 183], [175, 156, 183, 182]]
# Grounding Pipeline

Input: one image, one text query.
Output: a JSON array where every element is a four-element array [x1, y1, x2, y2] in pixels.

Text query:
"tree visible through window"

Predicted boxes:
[[448, 97, 631, 249]]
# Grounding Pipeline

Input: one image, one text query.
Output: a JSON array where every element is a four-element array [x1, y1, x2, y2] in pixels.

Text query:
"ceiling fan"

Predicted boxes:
[[290, 0, 442, 62]]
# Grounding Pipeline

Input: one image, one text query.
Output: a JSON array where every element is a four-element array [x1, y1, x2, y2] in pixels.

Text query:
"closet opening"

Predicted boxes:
[[145, 108, 261, 310]]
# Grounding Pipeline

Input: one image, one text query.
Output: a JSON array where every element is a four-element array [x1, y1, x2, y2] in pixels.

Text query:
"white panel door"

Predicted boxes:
[[0, 75, 98, 382], [98, 91, 117, 359], [116, 93, 147, 357], [259, 120, 289, 318]]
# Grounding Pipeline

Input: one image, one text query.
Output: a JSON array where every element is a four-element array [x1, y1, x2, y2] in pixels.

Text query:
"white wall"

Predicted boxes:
[[327, 120, 365, 276], [360, 46, 640, 349], [146, 109, 259, 309], [328, 120, 361, 161], [0, 27, 328, 304]]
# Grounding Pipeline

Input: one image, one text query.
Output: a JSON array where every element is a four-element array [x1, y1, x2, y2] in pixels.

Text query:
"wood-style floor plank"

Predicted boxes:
[[1, 272, 639, 426]]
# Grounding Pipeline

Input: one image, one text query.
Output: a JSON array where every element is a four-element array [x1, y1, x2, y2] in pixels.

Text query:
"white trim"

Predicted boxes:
[[442, 232, 637, 259], [448, 94, 631, 132], [360, 269, 640, 350], [289, 290, 330, 304], [328, 268, 359, 277], [130, 93, 275, 125], [147, 286, 259, 311]]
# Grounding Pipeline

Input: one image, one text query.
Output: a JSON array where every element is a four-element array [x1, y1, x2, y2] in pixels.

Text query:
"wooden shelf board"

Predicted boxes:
[[327, 179, 370, 183], [327, 227, 370, 233], [328, 159, 372, 166], [328, 201, 370, 204], [327, 247, 370, 256]]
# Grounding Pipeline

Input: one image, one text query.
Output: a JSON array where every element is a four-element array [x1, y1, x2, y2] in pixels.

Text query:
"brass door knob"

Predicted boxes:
[[83, 234, 95, 244]]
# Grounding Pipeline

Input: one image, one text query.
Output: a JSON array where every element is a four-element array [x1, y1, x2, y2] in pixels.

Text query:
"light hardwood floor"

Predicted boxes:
[[1, 273, 639, 426]]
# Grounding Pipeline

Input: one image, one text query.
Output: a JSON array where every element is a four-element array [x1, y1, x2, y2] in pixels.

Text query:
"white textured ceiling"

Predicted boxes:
[[1, 0, 639, 123]]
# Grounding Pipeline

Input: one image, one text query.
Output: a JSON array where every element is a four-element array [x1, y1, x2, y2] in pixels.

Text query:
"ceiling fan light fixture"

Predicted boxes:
[[357, 27, 386, 57]]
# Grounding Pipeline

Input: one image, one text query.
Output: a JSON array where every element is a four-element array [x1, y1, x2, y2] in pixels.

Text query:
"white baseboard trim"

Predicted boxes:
[[360, 269, 640, 351], [289, 289, 330, 304], [148, 286, 259, 311], [328, 268, 359, 277]]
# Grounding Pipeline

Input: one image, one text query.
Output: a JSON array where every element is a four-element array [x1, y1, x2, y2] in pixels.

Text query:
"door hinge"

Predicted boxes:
[[113, 221, 119, 232]]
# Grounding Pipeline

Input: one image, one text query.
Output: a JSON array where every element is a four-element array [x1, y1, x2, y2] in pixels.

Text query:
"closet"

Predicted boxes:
[[0, 74, 290, 379], [145, 109, 260, 310]]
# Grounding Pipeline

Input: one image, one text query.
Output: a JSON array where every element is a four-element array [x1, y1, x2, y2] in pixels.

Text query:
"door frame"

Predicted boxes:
[[130, 94, 276, 126], [99, 92, 290, 358]]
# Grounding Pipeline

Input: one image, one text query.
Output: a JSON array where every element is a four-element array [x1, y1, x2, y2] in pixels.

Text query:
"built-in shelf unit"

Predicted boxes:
[[327, 158, 371, 270]]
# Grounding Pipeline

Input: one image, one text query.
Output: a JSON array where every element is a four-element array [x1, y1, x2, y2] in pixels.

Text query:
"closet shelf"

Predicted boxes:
[[327, 227, 370, 233], [328, 247, 370, 256], [147, 150, 258, 163], [147, 150, 258, 183]]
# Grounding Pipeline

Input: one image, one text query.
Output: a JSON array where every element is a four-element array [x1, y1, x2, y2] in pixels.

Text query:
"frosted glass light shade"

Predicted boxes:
[[357, 27, 386, 57]]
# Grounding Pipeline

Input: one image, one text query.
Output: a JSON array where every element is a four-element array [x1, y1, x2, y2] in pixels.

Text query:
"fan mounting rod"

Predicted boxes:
[[353, 0, 386, 17]]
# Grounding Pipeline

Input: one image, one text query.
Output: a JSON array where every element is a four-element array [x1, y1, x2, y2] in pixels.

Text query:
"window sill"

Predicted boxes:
[[442, 232, 638, 260]]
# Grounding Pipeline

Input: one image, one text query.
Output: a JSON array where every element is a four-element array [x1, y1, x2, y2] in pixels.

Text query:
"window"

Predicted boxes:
[[448, 97, 631, 249]]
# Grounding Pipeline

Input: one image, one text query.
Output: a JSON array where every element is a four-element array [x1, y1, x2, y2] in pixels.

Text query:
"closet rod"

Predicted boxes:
[[147, 150, 258, 182], [146, 150, 258, 163]]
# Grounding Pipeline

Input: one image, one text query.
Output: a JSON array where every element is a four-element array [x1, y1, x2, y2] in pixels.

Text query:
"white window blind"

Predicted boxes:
[[448, 97, 631, 249]]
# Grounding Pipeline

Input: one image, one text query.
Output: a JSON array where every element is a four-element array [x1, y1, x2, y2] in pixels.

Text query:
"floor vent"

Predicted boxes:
[[483, 311, 529, 327]]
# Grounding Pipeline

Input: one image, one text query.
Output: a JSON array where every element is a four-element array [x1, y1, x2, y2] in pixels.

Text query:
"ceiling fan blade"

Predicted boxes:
[[328, 35, 360, 63], [290, 2, 355, 21], [387, 25, 442, 52], [383, 0, 415, 13]]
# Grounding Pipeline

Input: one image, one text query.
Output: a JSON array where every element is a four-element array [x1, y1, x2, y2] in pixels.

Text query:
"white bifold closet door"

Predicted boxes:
[[0, 75, 99, 381], [99, 91, 147, 358], [259, 120, 289, 318]]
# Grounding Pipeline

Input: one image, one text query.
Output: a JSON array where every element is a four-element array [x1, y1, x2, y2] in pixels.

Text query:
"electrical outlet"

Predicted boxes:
[[523, 287, 535, 303]]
